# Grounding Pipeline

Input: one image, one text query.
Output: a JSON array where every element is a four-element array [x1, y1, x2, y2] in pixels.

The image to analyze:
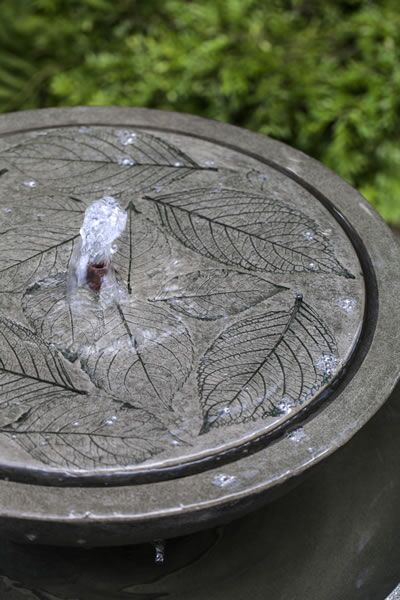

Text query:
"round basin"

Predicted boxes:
[[0, 107, 398, 547]]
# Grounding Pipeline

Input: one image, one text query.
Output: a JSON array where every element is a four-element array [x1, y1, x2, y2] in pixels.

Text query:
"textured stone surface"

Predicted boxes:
[[0, 122, 364, 477], [0, 107, 398, 547]]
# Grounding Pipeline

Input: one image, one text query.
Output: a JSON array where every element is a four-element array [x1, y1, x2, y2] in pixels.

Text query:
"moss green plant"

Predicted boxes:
[[0, 0, 399, 223]]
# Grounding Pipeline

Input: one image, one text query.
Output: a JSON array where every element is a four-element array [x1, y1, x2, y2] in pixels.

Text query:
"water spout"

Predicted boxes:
[[69, 196, 127, 293]]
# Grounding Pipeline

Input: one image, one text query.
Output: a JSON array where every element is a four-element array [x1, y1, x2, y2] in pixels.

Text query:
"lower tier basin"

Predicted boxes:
[[0, 382, 399, 600]]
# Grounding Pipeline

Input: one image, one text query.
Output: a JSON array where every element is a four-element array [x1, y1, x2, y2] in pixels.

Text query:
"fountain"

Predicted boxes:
[[0, 107, 398, 599], [69, 195, 127, 293]]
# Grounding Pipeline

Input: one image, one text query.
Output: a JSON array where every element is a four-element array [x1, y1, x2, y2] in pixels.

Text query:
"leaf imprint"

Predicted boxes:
[[198, 294, 338, 433], [144, 188, 354, 278], [0, 129, 216, 193], [151, 269, 286, 320]]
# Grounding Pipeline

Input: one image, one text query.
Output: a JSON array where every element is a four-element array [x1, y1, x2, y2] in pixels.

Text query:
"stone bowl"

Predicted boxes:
[[0, 107, 398, 547]]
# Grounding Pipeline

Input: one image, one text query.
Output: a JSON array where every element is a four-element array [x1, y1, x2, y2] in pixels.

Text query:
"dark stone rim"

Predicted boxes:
[[0, 121, 377, 487]]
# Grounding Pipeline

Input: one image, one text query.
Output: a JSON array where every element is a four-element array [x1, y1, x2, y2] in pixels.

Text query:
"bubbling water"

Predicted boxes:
[[69, 196, 127, 294]]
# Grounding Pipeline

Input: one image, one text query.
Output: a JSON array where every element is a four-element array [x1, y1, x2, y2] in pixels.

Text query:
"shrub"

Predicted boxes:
[[0, 0, 399, 223]]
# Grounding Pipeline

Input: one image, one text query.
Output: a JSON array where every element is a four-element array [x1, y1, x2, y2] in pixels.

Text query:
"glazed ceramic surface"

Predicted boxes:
[[0, 107, 398, 545]]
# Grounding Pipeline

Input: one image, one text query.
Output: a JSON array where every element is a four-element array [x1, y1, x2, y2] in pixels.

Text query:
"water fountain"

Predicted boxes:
[[0, 107, 398, 599], [69, 194, 127, 293]]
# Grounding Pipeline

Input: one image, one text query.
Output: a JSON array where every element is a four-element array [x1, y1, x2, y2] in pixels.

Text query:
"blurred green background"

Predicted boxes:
[[1, 0, 399, 224]]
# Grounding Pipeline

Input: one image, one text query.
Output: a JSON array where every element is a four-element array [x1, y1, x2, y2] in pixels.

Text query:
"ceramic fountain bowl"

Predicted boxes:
[[0, 107, 398, 547]]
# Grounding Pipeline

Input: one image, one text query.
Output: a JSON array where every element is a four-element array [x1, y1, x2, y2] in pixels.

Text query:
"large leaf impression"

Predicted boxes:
[[144, 188, 353, 277], [199, 295, 338, 433], [0, 128, 215, 193], [0, 315, 176, 467]]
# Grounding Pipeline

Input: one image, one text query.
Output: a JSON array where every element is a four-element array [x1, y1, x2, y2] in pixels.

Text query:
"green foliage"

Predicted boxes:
[[0, 0, 399, 223]]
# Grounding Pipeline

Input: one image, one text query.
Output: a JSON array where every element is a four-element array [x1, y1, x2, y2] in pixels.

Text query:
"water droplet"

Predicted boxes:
[[117, 130, 137, 145], [321, 228, 333, 238], [315, 353, 338, 377], [23, 179, 37, 189], [276, 396, 295, 414], [337, 297, 357, 313], [174, 161, 184, 167], [303, 230, 315, 241], [154, 540, 165, 565], [104, 418, 115, 426], [258, 174, 269, 182], [79, 126, 91, 133], [153, 185, 162, 193], [2, 207, 12, 214], [287, 427, 307, 442], [117, 155, 135, 167], [308, 262, 317, 271], [203, 159, 215, 167], [212, 473, 238, 488], [72, 421, 80, 427], [26, 533, 37, 542]]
